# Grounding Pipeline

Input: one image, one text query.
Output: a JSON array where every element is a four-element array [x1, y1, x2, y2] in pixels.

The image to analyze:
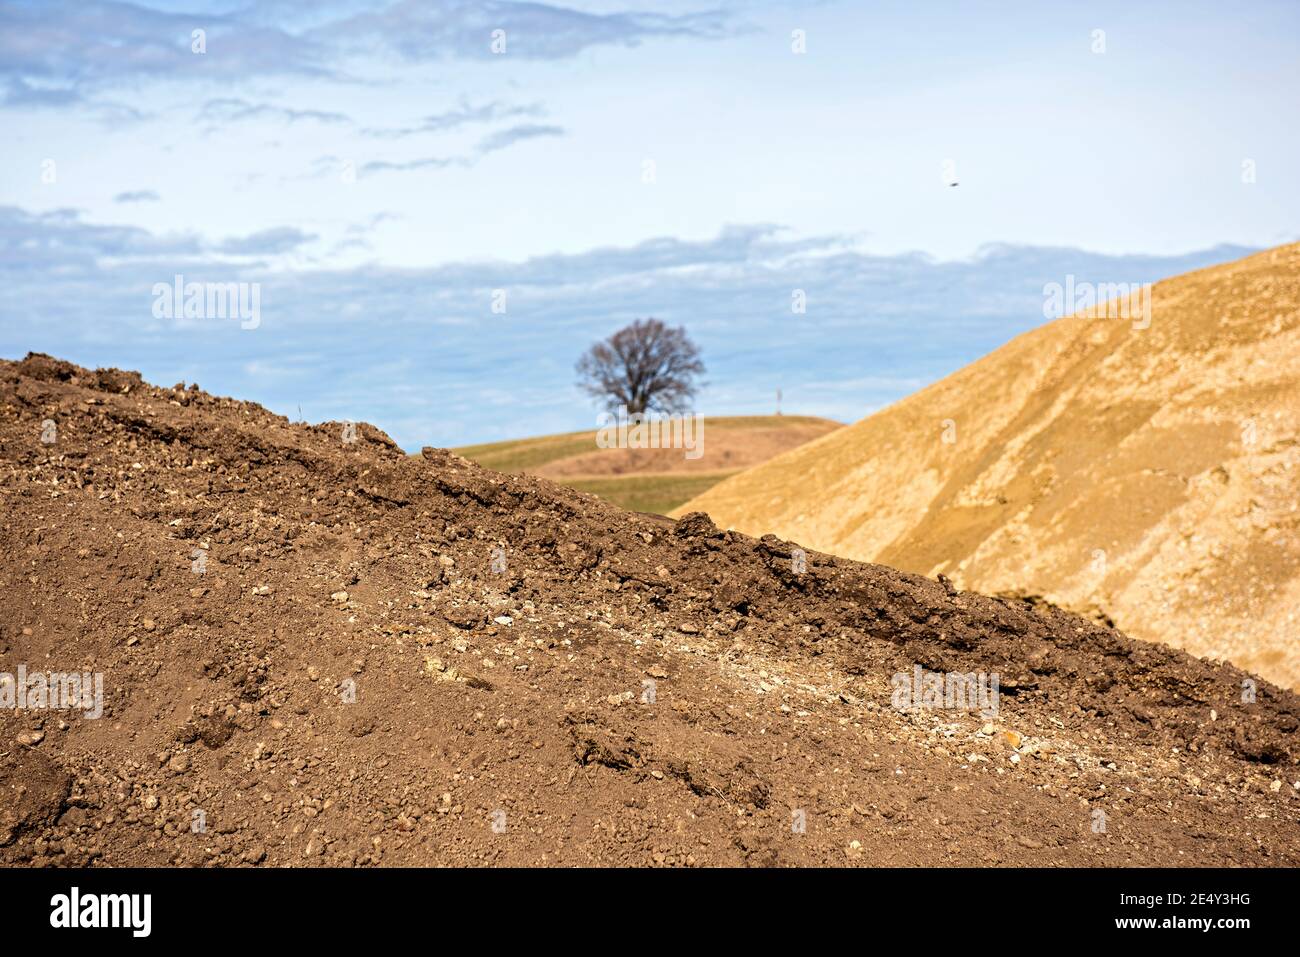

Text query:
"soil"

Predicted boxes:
[[1, 353, 1297, 867]]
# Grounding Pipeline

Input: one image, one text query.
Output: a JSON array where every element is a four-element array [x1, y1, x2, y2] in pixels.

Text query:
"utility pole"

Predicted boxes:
[[776, 388, 782, 416]]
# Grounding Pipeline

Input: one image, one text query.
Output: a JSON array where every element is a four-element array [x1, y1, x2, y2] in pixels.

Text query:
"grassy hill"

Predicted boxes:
[[454, 415, 840, 514], [675, 244, 1300, 690]]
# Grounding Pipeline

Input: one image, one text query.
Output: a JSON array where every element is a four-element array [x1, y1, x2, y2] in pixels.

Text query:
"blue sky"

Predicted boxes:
[[2, 0, 1297, 447]]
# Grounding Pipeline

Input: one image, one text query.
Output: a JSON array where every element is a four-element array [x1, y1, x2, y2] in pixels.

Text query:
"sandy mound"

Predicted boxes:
[[677, 244, 1300, 690], [1, 354, 1296, 866]]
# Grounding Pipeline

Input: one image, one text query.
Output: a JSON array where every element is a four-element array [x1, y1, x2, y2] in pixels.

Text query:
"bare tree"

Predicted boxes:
[[576, 318, 705, 414]]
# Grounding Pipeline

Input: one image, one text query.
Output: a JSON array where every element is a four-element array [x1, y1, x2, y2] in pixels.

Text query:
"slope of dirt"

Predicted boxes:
[[455, 416, 841, 514], [1, 353, 1297, 867], [676, 243, 1300, 690]]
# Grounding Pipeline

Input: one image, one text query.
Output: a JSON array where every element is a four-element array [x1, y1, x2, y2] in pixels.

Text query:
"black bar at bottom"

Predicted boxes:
[[0, 866, 1285, 942]]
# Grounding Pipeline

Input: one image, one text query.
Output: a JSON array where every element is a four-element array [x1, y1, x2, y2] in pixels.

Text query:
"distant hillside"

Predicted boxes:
[[455, 415, 841, 514], [676, 244, 1300, 690]]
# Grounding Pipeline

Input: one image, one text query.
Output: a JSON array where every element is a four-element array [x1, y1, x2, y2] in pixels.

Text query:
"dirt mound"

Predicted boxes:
[[1, 353, 1297, 866], [677, 243, 1300, 690]]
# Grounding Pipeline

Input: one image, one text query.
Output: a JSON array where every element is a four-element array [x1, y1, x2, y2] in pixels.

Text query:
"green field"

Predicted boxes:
[[562, 471, 737, 515], [452, 430, 602, 473], [453, 415, 833, 472], [449, 415, 838, 515]]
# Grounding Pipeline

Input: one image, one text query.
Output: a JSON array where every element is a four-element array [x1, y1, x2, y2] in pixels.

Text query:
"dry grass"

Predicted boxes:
[[677, 244, 1300, 690]]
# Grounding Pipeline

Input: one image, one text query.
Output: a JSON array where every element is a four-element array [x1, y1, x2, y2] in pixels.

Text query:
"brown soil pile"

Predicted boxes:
[[678, 243, 1300, 690], [2, 353, 1297, 867]]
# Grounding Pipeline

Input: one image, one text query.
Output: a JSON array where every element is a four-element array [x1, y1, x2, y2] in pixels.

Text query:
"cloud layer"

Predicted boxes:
[[0, 0, 733, 112], [0, 204, 1254, 448]]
